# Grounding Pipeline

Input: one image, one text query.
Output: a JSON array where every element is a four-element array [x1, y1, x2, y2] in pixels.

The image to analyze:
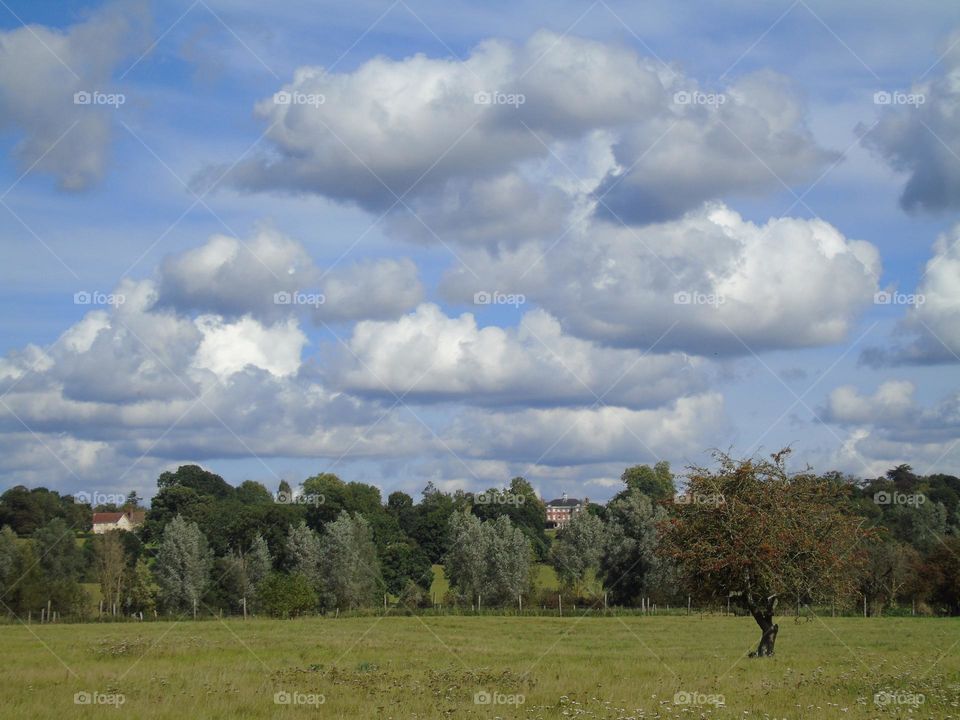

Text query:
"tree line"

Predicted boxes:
[[0, 454, 958, 626]]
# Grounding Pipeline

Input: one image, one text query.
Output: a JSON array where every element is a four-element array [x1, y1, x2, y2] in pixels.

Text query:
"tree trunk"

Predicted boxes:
[[750, 611, 779, 656]]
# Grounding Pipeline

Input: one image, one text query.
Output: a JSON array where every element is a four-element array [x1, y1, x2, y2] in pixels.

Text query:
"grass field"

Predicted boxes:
[[2, 615, 957, 718]]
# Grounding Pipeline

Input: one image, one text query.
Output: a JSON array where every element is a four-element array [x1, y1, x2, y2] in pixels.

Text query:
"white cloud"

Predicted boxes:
[[862, 38, 960, 212], [441, 203, 881, 355], [329, 303, 706, 407], [825, 380, 916, 424], [193, 315, 306, 378], [157, 228, 423, 322], [206, 31, 832, 221], [862, 225, 960, 365], [446, 393, 726, 466], [0, 2, 149, 189]]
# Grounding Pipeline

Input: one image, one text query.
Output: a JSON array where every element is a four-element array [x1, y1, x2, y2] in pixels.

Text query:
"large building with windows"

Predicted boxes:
[[545, 493, 588, 528]]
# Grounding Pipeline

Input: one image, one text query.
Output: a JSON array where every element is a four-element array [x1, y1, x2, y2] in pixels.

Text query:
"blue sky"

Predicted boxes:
[[0, 0, 958, 503]]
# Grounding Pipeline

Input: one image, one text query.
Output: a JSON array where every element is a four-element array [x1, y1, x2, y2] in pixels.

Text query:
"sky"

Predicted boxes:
[[0, 0, 958, 504]]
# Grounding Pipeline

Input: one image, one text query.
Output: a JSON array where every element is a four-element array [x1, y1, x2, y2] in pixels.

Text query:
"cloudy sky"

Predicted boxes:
[[1, 0, 958, 503]]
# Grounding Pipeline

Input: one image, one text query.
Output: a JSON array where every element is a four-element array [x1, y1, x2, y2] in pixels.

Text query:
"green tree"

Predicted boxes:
[[154, 515, 213, 614], [320, 512, 382, 610], [550, 510, 605, 596], [599, 489, 664, 606], [444, 511, 531, 606], [617, 461, 675, 502], [257, 572, 317, 618], [127, 557, 159, 615], [286, 522, 323, 595], [659, 450, 870, 657]]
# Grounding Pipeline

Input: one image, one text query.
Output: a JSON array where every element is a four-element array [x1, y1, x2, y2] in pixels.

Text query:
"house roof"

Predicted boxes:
[[546, 498, 582, 507], [92, 510, 145, 524]]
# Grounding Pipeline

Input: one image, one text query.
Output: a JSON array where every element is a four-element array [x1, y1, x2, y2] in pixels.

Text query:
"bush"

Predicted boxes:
[[257, 572, 317, 618]]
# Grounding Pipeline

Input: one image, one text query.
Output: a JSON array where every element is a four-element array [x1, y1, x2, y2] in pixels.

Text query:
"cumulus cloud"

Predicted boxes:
[[0, 279, 428, 493], [861, 225, 960, 366], [0, 2, 149, 190], [596, 70, 835, 223], [327, 303, 707, 407], [203, 31, 831, 223], [157, 228, 423, 322], [823, 382, 960, 476], [862, 38, 960, 213], [445, 393, 726, 466], [824, 380, 916, 424], [441, 203, 881, 355]]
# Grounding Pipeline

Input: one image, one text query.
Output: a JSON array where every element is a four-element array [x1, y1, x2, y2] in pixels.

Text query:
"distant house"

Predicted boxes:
[[545, 493, 588, 528], [92, 510, 145, 534]]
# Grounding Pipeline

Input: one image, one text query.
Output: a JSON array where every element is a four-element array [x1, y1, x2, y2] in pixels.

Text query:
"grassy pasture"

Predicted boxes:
[[1, 614, 957, 719]]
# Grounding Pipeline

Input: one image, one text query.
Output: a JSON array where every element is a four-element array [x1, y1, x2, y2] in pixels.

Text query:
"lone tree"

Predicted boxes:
[[659, 450, 870, 657]]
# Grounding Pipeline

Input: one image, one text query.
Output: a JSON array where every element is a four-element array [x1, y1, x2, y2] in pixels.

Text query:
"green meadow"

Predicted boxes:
[[2, 615, 956, 719]]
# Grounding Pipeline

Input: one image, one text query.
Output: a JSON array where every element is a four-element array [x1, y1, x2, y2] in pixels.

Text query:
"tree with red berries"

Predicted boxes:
[[659, 449, 870, 657]]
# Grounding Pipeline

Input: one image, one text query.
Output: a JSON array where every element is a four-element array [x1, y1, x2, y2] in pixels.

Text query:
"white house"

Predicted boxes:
[[92, 510, 145, 534]]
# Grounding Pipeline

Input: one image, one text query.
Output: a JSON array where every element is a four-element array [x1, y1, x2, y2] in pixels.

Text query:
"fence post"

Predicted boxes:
[[863, 595, 867, 618], [687, 595, 691, 615], [558, 595, 562, 617], [518, 594, 522, 613], [193, 598, 197, 620], [242, 597, 247, 620]]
